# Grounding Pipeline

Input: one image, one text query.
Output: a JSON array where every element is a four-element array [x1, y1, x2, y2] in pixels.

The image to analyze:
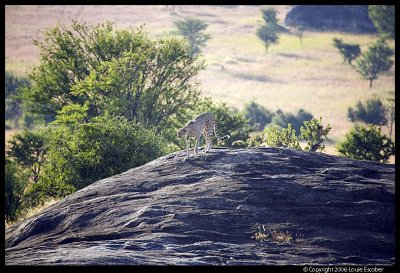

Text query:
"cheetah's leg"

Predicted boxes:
[[205, 130, 213, 153], [194, 137, 200, 155], [184, 138, 190, 160]]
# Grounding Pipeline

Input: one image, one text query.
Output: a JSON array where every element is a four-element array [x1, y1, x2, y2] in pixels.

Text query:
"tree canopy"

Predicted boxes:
[[22, 20, 205, 132]]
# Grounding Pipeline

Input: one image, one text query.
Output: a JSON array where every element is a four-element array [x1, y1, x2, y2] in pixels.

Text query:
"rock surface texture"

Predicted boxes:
[[5, 148, 395, 265]]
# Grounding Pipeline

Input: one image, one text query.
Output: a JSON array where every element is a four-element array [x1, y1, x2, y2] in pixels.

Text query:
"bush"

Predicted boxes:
[[271, 109, 314, 133], [36, 115, 166, 195], [264, 124, 301, 149], [261, 117, 331, 152], [5, 158, 29, 222], [347, 97, 387, 125], [336, 124, 395, 163], [243, 100, 274, 131]]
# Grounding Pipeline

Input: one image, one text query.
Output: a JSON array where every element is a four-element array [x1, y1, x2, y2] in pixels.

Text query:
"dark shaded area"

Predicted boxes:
[[285, 5, 377, 33], [5, 148, 394, 265]]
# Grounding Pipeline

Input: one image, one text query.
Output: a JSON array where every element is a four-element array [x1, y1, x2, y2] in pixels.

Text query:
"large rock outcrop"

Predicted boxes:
[[284, 5, 377, 33], [5, 148, 395, 265]]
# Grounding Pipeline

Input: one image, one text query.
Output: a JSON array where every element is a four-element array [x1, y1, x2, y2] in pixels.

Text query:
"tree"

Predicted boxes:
[[29, 115, 166, 199], [257, 8, 280, 53], [332, 38, 361, 65], [336, 124, 395, 163], [6, 129, 48, 184], [242, 100, 274, 131], [355, 38, 394, 88], [174, 17, 210, 57], [21, 20, 204, 133], [5, 158, 29, 222], [368, 5, 395, 39], [347, 97, 387, 126]]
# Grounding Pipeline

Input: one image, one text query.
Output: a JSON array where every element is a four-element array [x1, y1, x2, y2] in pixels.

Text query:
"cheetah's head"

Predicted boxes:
[[177, 128, 186, 138]]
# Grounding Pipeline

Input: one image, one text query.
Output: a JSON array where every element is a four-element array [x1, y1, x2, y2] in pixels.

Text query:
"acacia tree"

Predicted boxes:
[[355, 38, 394, 88], [174, 17, 210, 58], [332, 38, 361, 65], [22, 20, 205, 133], [257, 8, 280, 53]]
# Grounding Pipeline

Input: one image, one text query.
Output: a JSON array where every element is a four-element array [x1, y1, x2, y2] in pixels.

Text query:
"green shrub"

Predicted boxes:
[[262, 117, 331, 152], [300, 117, 332, 152], [264, 124, 301, 149], [271, 109, 314, 133], [347, 97, 387, 125], [40, 115, 166, 192], [5, 158, 29, 222], [336, 124, 395, 163]]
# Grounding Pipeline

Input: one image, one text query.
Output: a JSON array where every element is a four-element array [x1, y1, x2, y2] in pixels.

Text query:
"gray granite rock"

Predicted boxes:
[[5, 148, 395, 265]]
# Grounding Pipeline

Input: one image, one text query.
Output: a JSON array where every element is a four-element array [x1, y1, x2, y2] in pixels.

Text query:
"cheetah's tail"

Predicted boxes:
[[214, 124, 230, 141]]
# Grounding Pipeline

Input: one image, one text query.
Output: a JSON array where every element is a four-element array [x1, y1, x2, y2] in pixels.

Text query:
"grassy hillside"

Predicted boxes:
[[5, 5, 395, 158]]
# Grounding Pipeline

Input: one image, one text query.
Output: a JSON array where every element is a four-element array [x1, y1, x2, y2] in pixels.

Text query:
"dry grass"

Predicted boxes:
[[252, 225, 306, 244], [5, 5, 395, 160], [5, 197, 60, 229]]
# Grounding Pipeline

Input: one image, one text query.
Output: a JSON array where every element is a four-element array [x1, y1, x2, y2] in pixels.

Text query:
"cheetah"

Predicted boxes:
[[177, 112, 230, 160]]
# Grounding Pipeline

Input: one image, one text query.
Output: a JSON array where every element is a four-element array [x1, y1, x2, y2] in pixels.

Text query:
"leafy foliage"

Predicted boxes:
[[39, 115, 166, 194], [300, 117, 332, 152], [336, 124, 395, 163], [347, 97, 388, 126], [332, 38, 361, 65], [355, 38, 394, 88], [6, 129, 48, 183], [174, 17, 210, 57], [5, 158, 29, 222], [22, 20, 204, 131], [257, 8, 280, 53], [368, 5, 395, 39], [242, 100, 274, 131], [271, 109, 314, 134], [264, 124, 301, 149], [260, 117, 331, 152]]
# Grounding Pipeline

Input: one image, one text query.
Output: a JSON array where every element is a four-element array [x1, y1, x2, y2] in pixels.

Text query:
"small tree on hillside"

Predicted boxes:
[[332, 38, 361, 65], [174, 17, 210, 57], [355, 38, 394, 88], [257, 8, 280, 53]]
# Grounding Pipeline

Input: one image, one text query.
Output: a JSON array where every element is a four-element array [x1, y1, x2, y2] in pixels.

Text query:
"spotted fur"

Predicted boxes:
[[177, 112, 230, 160]]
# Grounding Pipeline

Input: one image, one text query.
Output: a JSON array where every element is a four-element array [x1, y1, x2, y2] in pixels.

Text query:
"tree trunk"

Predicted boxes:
[[369, 78, 373, 88]]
